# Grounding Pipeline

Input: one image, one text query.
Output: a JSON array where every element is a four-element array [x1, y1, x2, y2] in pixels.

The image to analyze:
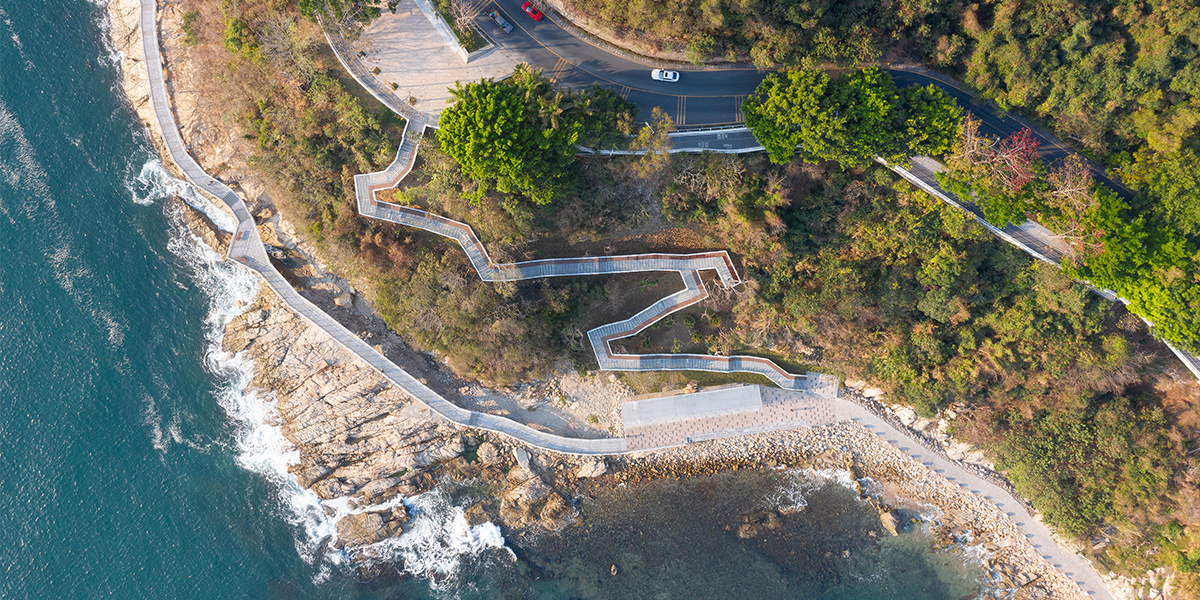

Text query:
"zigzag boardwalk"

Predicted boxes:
[[355, 124, 833, 393], [139, 0, 627, 454], [135, 6, 1117, 595], [139, 0, 834, 455]]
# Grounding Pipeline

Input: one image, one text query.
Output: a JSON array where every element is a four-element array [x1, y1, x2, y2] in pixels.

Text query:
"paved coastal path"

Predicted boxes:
[[138, 5, 1117, 593], [138, 0, 835, 455], [353, 124, 834, 391], [139, 0, 627, 454], [835, 400, 1115, 600]]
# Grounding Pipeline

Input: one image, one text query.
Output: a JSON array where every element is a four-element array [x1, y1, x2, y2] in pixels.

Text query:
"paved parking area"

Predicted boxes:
[[350, 0, 517, 120]]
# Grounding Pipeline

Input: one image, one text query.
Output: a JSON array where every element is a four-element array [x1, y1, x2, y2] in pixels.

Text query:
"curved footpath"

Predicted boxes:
[[139, 0, 623, 455], [353, 126, 831, 391], [139, 0, 830, 455], [139, 4, 1117, 596], [835, 399, 1114, 600]]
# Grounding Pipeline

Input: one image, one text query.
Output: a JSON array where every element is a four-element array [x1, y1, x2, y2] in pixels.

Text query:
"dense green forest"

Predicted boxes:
[[560, 0, 1200, 162], [437, 66, 637, 205], [742, 67, 961, 164], [570, 0, 1200, 356], [937, 115, 1200, 354]]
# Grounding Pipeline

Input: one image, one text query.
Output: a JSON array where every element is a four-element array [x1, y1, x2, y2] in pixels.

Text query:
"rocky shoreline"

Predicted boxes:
[[177, 194, 1091, 598], [108, 2, 1116, 599]]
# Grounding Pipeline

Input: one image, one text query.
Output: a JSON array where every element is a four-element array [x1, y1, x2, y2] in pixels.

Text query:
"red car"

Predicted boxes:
[[521, 2, 544, 21]]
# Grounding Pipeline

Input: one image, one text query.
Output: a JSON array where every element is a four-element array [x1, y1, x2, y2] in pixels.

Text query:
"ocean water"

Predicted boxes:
[[0, 1, 988, 598]]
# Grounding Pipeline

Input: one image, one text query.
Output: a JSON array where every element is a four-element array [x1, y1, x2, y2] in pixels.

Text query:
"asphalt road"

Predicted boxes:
[[475, 0, 766, 126], [473, 7, 1128, 194], [887, 68, 1131, 197]]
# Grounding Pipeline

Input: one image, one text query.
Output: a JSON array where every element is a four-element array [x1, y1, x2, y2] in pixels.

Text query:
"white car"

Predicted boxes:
[[651, 69, 680, 82]]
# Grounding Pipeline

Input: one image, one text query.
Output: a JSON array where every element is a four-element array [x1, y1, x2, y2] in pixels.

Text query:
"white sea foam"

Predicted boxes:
[[155, 155, 510, 585], [142, 392, 168, 452], [90, 0, 122, 70], [164, 204, 345, 579], [768, 467, 870, 513], [131, 159, 236, 231], [354, 490, 514, 587]]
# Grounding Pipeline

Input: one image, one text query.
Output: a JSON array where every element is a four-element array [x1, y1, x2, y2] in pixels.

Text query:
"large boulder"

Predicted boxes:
[[538, 493, 575, 531], [476, 442, 503, 465], [335, 508, 406, 546], [507, 474, 552, 505], [463, 503, 490, 528], [356, 477, 401, 503], [576, 458, 607, 479], [513, 447, 530, 470], [880, 510, 902, 536]]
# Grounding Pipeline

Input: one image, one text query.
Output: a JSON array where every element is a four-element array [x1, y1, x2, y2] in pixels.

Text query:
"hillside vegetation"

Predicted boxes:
[[188, 0, 1200, 590]]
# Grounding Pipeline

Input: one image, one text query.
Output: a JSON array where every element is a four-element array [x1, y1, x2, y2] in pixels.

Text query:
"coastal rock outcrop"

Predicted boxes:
[[498, 465, 576, 531], [880, 510, 902, 536], [335, 506, 409, 547], [223, 285, 467, 537], [476, 442, 503, 465], [575, 457, 607, 479]]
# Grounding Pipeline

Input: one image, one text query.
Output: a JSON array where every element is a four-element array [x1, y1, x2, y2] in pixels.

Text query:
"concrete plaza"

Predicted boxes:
[[350, 0, 517, 120]]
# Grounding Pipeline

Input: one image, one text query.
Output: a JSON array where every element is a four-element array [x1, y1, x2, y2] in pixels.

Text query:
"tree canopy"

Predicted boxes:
[[437, 67, 637, 205], [938, 114, 1200, 354], [741, 70, 829, 164], [742, 68, 962, 167], [1123, 148, 1200, 239], [298, 0, 384, 29]]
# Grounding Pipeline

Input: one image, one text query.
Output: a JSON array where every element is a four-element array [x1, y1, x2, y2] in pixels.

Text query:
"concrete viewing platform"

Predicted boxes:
[[623, 384, 837, 451], [138, 0, 835, 456]]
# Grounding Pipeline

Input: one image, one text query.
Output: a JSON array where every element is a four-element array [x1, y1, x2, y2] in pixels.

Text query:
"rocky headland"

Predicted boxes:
[[108, 2, 1135, 599]]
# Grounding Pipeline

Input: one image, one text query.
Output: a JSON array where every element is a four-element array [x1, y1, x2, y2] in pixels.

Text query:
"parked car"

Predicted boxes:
[[489, 10, 513, 33], [651, 68, 680, 82], [521, 2, 544, 21]]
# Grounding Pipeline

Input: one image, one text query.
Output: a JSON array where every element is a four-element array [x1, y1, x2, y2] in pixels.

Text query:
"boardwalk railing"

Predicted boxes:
[[140, 0, 833, 456], [141, 0, 637, 455], [354, 126, 829, 391], [321, 22, 420, 121]]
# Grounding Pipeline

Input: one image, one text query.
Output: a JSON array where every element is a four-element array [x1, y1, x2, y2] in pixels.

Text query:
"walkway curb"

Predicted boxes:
[[137, 0, 838, 455], [353, 128, 834, 391]]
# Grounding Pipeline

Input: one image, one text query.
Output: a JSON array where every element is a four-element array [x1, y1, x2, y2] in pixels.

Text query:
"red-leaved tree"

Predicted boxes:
[[991, 128, 1040, 192]]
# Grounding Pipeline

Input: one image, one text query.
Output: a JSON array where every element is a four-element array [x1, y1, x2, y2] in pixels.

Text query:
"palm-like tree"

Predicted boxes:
[[511, 63, 548, 103], [448, 79, 475, 103], [538, 92, 568, 129]]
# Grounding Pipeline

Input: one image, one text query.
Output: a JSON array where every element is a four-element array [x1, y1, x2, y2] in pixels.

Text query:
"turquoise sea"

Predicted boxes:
[[0, 1, 988, 597]]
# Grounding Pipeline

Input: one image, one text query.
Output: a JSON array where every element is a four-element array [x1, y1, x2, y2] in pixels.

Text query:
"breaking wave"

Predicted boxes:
[[131, 158, 235, 230], [767, 467, 876, 513], [164, 198, 344, 581], [158, 166, 510, 587], [354, 490, 514, 588]]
